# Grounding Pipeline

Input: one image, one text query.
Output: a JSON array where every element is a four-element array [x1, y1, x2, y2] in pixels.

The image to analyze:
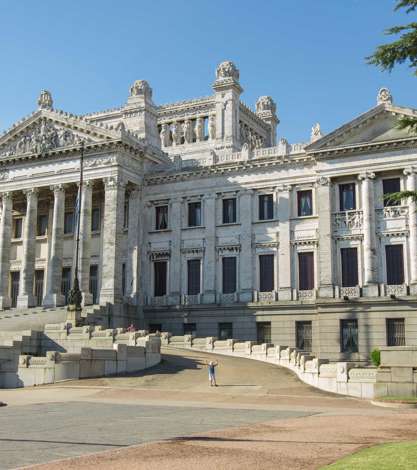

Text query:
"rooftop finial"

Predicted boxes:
[[310, 123, 323, 143], [215, 61, 239, 81], [377, 87, 392, 105], [38, 90, 53, 110]]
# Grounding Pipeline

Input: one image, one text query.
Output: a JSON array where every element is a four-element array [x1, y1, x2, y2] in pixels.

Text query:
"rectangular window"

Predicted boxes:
[[383, 178, 401, 207], [122, 263, 126, 296], [297, 190, 313, 217], [61, 267, 71, 305], [296, 321, 312, 351], [257, 322, 271, 343], [340, 319, 358, 353], [222, 198, 237, 224], [188, 201, 202, 227], [34, 270, 44, 307], [64, 212, 74, 234], [123, 199, 129, 229], [218, 322, 233, 340], [37, 214, 48, 236], [10, 271, 20, 308], [13, 218, 22, 239], [341, 247, 359, 287], [155, 205, 168, 230], [298, 252, 314, 290], [222, 257, 237, 294], [91, 207, 101, 232], [259, 254, 274, 292], [154, 261, 167, 297], [187, 259, 201, 295], [89, 265, 99, 304], [339, 183, 356, 211], [385, 245, 404, 285], [386, 318, 405, 346], [183, 323, 197, 336], [259, 194, 274, 220]]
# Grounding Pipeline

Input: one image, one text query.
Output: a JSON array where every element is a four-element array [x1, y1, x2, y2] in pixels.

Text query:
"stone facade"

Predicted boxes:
[[1, 61, 417, 360]]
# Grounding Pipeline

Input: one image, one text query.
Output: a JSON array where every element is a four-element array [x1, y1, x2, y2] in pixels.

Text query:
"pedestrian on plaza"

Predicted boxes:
[[127, 323, 135, 332], [207, 360, 218, 387]]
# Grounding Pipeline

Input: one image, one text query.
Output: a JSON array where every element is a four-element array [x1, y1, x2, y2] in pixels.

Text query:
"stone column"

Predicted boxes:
[[359, 172, 379, 296], [100, 176, 126, 306], [78, 180, 93, 305], [44, 185, 65, 307], [168, 197, 182, 304], [126, 186, 141, 304], [405, 167, 417, 294], [17, 188, 39, 308], [203, 193, 216, 304], [277, 185, 292, 300], [316, 176, 335, 298], [239, 189, 253, 302], [0, 193, 13, 309]]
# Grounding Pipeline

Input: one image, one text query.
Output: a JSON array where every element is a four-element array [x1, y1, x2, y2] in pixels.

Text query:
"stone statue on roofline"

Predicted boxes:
[[38, 90, 53, 110], [377, 87, 393, 105], [216, 61, 239, 81]]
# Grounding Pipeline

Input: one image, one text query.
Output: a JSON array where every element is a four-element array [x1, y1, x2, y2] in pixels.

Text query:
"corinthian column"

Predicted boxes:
[[78, 180, 93, 305], [239, 189, 253, 302], [0, 193, 13, 309], [17, 188, 39, 308], [405, 167, 417, 294], [43, 185, 65, 307], [359, 172, 379, 296], [203, 193, 216, 303], [168, 197, 182, 304], [277, 185, 292, 300], [126, 186, 141, 304]]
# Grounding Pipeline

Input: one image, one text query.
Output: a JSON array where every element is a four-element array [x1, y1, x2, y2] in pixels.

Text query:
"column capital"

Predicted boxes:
[[315, 175, 331, 186], [78, 179, 94, 189], [103, 176, 126, 190], [404, 166, 417, 176], [22, 187, 39, 197], [50, 184, 65, 194], [358, 172, 375, 181], [0, 192, 13, 202]]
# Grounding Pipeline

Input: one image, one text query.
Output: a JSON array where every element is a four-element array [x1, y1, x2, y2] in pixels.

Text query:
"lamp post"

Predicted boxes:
[[67, 141, 84, 324]]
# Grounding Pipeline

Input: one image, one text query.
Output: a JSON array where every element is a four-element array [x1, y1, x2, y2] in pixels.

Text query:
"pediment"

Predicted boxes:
[[307, 104, 417, 153]]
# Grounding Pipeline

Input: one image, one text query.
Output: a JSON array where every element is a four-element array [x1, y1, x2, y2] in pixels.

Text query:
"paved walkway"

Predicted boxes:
[[0, 348, 416, 469]]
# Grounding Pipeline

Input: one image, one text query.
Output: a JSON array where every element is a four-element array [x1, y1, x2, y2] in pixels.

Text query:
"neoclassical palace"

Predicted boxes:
[[1, 61, 417, 359]]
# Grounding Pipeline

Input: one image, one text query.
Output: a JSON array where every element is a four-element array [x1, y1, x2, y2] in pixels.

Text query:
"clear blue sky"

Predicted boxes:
[[0, 0, 415, 143]]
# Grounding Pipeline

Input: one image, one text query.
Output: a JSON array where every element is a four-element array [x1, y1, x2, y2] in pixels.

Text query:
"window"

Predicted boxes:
[[339, 183, 356, 211], [37, 214, 48, 236], [123, 199, 129, 229], [385, 245, 404, 285], [257, 322, 271, 343], [89, 265, 99, 304], [64, 212, 74, 234], [188, 201, 202, 227], [91, 207, 101, 232], [13, 218, 22, 239], [155, 205, 168, 230], [61, 267, 71, 305], [297, 190, 313, 217], [187, 259, 201, 295], [340, 319, 358, 353], [154, 261, 167, 297], [386, 318, 405, 346], [148, 324, 162, 334], [222, 198, 236, 224], [183, 323, 197, 336], [341, 247, 358, 287], [259, 254, 274, 292], [296, 321, 312, 351], [298, 252, 314, 290], [122, 263, 126, 296], [222, 257, 237, 294], [259, 194, 274, 220], [218, 322, 233, 340], [383, 178, 401, 207]]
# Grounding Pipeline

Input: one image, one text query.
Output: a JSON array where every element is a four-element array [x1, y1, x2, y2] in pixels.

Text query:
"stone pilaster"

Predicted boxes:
[[359, 172, 379, 296], [168, 197, 182, 304], [203, 194, 216, 304], [44, 185, 65, 307], [78, 180, 93, 305], [316, 177, 335, 298], [17, 188, 39, 308], [0, 193, 13, 309], [126, 186, 141, 304], [405, 167, 417, 294], [277, 185, 292, 300], [100, 176, 126, 305], [239, 189, 253, 302]]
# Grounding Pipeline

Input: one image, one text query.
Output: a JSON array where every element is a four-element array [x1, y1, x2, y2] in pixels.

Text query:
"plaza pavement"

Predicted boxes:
[[0, 347, 416, 469]]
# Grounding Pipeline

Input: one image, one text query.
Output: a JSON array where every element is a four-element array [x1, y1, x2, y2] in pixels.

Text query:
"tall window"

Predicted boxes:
[[187, 259, 201, 295], [257, 322, 271, 343], [296, 321, 312, 351], [340, 319, 358, 353], [122, 263, 126, 296], [222, 257, 237, 294], [37, 214, 48, 236], [259, 194, 274, 220], [339, 183, 356, 211], [383, 178, 401, 207], [298, 252, 314, 290], [183, 323, 197, 336], [222, 198, 236, 224], [155, 205, 168, 230], [154, 261, 167, 297], [123, 199, 129, 229], [64, 212, 74, 234], [259, 254, 274, 292], [188, 201, 202, 227], [297, 190, 313, 217], [13, 218, 22, 239], [91, 207, 101, 232], [385, 245, 404, 285], [341, 247, 359, 287], [386, 318, 405, 346], [218, 322, 233, 340]]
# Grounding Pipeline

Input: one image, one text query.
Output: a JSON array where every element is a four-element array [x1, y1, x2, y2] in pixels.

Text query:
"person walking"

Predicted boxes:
[[207, 360, 218, 387]]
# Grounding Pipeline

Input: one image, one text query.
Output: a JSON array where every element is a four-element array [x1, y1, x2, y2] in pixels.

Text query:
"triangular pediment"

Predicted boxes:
[[307, 103, 417, 153]]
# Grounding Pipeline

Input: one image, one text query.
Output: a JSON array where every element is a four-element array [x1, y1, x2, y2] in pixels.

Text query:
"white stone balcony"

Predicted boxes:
[[182, 294, 201, 305], [376, 205, 409, 233], [218, 293, 238, 304], [254, 291, 277, 302], [332, 210, 363, 235], [384, 284, 408, 297], [339, 286, 361, 299], [297, 289, 316, 300]]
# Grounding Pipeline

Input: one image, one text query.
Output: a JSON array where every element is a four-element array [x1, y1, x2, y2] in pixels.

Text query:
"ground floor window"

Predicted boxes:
[[148, 324, 162, 334], [385, 244, 404, 285], [89, 265, 99, 304], [296, 321, 312, 351], [34, 269, 44, 307], [257, 322, 271, 344], [187, 259, 201, 295], [386, 318, 405, 346], [340, 319, 358, 353], [183, 323, 197, 336], [154, 261, 167, 297], [61, 267, 71, 305], [218, 322, 233, 340]]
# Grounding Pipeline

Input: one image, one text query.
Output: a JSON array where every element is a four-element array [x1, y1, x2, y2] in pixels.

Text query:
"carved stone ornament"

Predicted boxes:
[[316, 175, 330, 186], [38, 90, 53, 109], [377, 87, 392, 105], [216, 61, 239, 81], [310, 123, 323, 143], [0, 170, 9, 181], [256, 96, 276, 114], [130, 79, 152, 98], [0, 118, 92, 158]]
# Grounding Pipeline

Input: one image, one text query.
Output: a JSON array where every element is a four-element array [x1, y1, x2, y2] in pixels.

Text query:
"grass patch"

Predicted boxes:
[[321, 441, 417, 469], [376, 396, 417, 403]]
